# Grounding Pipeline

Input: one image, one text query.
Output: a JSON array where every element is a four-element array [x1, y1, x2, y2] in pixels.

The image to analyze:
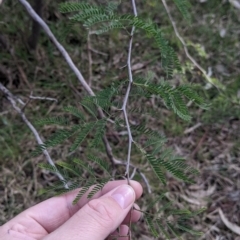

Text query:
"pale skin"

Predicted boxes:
[[0, 180, 143, 240]]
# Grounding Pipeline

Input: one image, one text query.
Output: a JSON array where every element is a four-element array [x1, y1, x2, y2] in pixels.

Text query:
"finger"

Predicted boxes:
[[3, 180, 142, 234], [44, 184, 136, 240], [109, 225, 129, 240], [122, 203, 141, 224], [66, 180, 143, 215]]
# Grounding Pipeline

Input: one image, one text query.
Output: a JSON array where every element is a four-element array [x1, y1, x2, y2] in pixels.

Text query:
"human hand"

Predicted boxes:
[[0, 180, 143, 240]]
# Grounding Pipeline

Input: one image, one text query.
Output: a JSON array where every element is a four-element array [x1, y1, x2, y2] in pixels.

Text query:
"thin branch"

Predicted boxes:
[[0, 83, 67, 186], [0, 78, 25, 105], [29, 95, 58, 102], [89, 47, 108, 56], [161, 0, 210, 81], [87, 33, 93, 87], [0, 110, 9, 116], [113, 158, 152, 194], [137, 169, 151, 193], [130, 167, 137, 179], [18, 0, 95, 97], [121, 0, 138, 182]]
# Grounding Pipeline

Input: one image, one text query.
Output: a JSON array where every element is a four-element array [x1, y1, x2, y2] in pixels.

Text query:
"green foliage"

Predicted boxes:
[[172, 0, 191, 22], [35, 117, 69, 126], [133, 79, 208, 121], [59, 1, 182, 77], [39, 157, 112, 204], [63, 106, 85, 121], [87, 155, 111, 175], [142, 193, 204, 238], [34, 0, 206, 238], [35, 75, 204, 236]]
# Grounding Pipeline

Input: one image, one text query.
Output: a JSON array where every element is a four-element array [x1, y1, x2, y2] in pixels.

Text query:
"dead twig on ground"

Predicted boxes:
[[0, 83, 67, 186], [29, 95, 58, 102], [161, 0, 214, 86]]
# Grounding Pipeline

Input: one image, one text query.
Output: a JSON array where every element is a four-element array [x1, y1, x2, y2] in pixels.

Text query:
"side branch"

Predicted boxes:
[[0, 83, 67, 185], [18, 0, 95, 97], [161, 0, 210, 82]]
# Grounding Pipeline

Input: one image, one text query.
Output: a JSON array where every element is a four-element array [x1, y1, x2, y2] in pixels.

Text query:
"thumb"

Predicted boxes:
[[44, 184, 136, 240]]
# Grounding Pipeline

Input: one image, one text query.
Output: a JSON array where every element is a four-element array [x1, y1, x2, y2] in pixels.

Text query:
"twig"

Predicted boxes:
[[121, 3, 138, 237], [18, 0, 95, 97], [113, 158, 151, 194], [87, 33, 93, 87], [0, 111, 9, 116], [89, 47, 108, 56], [121, 0, 138, 183], [0, 79, 25, 105], [29, 95, 58, 102], [184, 122, 202, 134], [0, 83, 68, 187], [137, 169, 152, 194], [161, 0, 209, 81], [130, 167, 137, 180], [191, 131, 208, 158]]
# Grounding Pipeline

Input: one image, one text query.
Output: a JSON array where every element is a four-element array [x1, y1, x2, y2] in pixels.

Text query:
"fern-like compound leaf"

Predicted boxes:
[[56, 161, 81, 177], [39, 163, 62, 175], [70, 122, 96, 152], [105, 2, 120, 14], [63, 106, 85, 121], [157, 220, 171, 239], [158, 158, 192, 183], [35, 116, 68, 126], [73, 158, 96, 177], [172, 0, 191, 23], [166, 221, 181, 238], [145, 216, 159, 238], [45, 125, 82, 148], [88, 155, 111, 175], [72, 179, 96, 204], [146, 154, 166, 184], [89, 119, 106, 149], [169, 90, 191, 121], [81, 97, 98, 118], [73, 187, 90, 204], [133, 80, 207, 121], [91, 21, 125, 35], [59, 2, 95, 13], [69, 9, 106, 22], [146, 193, 167, 210], [176, 224, 203, 236], [39, 181, 67, 195], [87, 181, 108, 198], [178, 85, 209, 109]]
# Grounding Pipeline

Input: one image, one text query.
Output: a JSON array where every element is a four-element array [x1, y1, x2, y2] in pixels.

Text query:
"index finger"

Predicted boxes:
[[11, 180, 143, 233]]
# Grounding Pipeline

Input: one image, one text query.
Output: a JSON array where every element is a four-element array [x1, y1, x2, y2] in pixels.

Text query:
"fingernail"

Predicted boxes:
[[111, 185, 135, 209]]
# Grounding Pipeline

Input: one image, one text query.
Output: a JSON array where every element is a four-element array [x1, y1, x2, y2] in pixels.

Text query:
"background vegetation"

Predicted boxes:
[[0, 0, 240, 239]]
